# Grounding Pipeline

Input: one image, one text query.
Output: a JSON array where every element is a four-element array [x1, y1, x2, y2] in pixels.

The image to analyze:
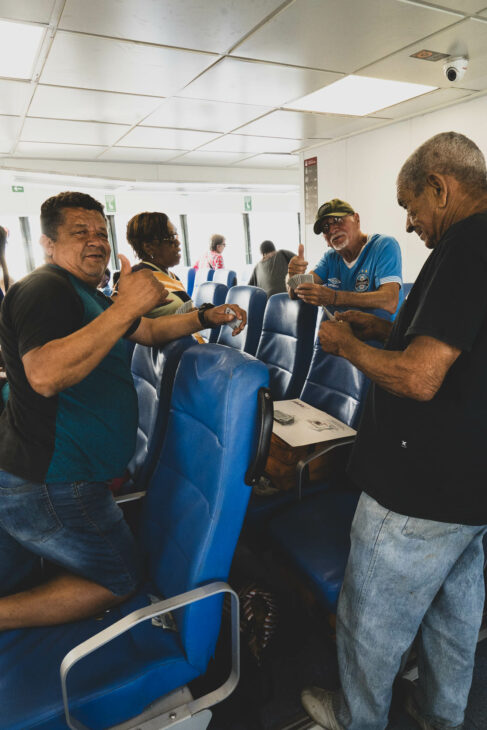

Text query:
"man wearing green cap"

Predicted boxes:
[[288, 199, 403, 319]]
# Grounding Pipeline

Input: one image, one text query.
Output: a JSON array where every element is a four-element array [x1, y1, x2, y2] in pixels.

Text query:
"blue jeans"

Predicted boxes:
[[335, 492, 486, 730], [0, 469, 142, 597]]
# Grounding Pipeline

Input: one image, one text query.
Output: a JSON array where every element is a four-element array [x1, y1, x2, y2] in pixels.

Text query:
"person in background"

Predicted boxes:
[[301, 131, 487, 730], [288, 199, 403, 320], [125, 212, 192, 318], [0, 226, 10, 302], [194, 233, 226, 270], [248, 240, 295, 298], [98, 267, 112, 296]]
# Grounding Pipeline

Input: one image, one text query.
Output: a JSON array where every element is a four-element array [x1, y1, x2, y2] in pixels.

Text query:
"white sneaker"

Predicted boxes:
[[301, 687, 344, 730]]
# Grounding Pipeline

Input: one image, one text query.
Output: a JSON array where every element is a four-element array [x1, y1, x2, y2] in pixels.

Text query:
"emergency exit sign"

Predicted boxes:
[[105, 194, 116, 213], [244, 196, 252, 211], [11, 185, 24, 193]]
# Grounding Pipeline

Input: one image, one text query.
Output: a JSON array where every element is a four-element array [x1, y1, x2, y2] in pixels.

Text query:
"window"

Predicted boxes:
[[186, 213, 246, 272], [1, 216, 29, 285], [248, 212, 300, 263]]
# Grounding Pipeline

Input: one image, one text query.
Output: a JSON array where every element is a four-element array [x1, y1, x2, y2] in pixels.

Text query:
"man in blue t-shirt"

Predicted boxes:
[[288, 198, 403, 320]]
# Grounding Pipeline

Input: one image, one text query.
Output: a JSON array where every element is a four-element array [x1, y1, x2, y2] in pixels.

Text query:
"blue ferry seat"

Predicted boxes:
[[124, 336, 195, 494], [403, 282, 414, 298], [193, 281, 228, 342], [269, 488, 360, 614], [246, 332, 369, 532], [0, 344, 272, 730], [217, 285, 267, 355], [255, 293, 317, 399], [192, 267, 214, 300], [212, 268, 237, 288]]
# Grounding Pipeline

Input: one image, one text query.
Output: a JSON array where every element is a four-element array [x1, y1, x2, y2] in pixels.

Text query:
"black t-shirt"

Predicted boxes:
[[348, 213, 487, 525], [248, 250, 295, 298], [0, 265, 140, 483]]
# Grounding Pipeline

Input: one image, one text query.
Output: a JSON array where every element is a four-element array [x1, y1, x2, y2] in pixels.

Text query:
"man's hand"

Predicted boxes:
[[335, 310, 392, 342], [205, 303, 247, 336], [295, 282, 336, 306], [288, 243, 308, 277], [318, 320, 355, 357], [114, 254, 168, 318]]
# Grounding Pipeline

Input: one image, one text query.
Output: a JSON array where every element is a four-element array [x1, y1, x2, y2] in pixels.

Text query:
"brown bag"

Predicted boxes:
[[264, 432, 346, 491]]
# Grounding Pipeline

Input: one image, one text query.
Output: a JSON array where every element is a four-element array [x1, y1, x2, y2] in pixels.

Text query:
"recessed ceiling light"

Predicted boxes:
[[284, 75, 437, 116], [0, 20, 45, 79]]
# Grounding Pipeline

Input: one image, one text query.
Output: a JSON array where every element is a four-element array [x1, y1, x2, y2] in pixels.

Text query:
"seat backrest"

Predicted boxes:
[[240, 263, 254, 284], [129, 336, 195, 489], [217, 285, 267, 355], [255, 293, 317, 399], [141, 344, 269, 670], [193, 281, 228, 342], [212, 269, 237, 288], [300, 316, 370, 429], [403, 282, 414, 298]]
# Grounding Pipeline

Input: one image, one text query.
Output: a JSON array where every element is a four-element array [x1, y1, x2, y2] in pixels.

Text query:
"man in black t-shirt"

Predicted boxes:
[[302, 133, 487, 730]]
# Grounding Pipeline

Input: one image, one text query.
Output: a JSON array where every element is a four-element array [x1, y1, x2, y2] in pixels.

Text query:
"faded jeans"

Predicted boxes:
[[334, 492, 486, 730]]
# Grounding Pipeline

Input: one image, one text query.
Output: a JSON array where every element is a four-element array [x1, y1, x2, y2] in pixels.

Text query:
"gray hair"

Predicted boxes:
[[398, 132, 487, 196]]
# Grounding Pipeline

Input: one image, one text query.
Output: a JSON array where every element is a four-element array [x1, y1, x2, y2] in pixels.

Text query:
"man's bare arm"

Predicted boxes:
[[319, 321, 460, 401], [296, 282, 400, 313], [23, 255, 167, 397]]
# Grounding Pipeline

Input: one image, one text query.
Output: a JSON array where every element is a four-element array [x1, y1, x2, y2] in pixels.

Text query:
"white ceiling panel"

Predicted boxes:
[[238, 110, 384, 139], [200, 134, 305, 154], [15, 142, 107, 159], [22, 117, 130, 146], [98, 147, 185, 163], [172, 150, 254, 166], [233, 0, 459, 73], [179, 57, 342, 107], [118, 126, 220, 150], [0, 0, 55, 23], [59, 0, 286, 54], [142, 97, 270, 134], [234, 153, 299, 168], [29, 86, 163, 125], [0, 114, 20, 152], [360, 18, 487, 91], [426, 0, 487, 13], [0, 80, 31, 116], [41, 31, 219, 97], [368, 86, 473, 118]]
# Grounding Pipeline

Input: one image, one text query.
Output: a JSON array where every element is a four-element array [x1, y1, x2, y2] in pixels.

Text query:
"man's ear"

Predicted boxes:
[[40, 234, 54, 259], [354, 212, 360, 226], [426, 173, 448, 208]]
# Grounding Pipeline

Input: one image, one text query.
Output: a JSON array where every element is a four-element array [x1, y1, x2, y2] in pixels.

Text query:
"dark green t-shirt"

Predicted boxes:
[[0, 264, 139, 483], [348, 213, 487, 525]]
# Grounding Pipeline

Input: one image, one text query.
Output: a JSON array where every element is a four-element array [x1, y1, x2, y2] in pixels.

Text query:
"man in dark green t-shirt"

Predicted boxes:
[[302, 133, 487, 730], [0, 191, 246, 631]]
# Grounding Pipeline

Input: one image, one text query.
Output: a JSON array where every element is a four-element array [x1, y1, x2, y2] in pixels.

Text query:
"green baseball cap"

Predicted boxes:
[[313, 198, 355, 234]]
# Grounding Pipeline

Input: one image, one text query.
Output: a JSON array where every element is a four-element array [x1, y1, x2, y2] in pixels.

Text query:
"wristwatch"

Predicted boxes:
[[197, 303, 215, 328]]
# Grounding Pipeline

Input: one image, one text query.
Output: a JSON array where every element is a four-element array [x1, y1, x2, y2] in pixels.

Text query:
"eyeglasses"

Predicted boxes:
[[161, 232, 179, 244], [321, 216, 348, 234]]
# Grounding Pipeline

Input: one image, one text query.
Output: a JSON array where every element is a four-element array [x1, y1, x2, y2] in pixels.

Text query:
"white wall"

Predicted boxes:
[[300, 93, 487, 283]]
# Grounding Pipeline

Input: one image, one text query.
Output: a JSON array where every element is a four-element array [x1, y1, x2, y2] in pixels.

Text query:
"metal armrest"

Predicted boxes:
[[296, 436, 356, 499], [114, 490, 146, 504], [61, 581, 239, 730]]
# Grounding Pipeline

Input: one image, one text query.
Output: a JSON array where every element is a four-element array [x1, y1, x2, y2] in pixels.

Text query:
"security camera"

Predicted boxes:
[[442, 56, 468, 83]]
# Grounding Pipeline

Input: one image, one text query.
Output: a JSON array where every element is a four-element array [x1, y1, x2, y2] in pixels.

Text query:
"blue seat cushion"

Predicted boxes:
[[0, 590, 201, 730], [269, 490, 359, 613]]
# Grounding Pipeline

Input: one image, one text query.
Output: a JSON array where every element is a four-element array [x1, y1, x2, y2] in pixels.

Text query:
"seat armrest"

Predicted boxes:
[[60, 582, 239, 730], [114, 490, 146, 504], [296, 436, 356, 499]]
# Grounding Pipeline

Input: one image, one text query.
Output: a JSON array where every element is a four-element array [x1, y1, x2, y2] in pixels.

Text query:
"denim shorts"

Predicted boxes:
[[0, 469, 142, 597]]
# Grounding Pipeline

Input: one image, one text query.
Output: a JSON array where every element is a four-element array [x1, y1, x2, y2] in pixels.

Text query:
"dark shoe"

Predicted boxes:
[[301, 687, 344, 730]]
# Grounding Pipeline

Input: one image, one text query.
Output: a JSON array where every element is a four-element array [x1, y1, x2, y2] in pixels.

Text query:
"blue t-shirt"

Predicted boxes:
[[313, 233, 404, 320]]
